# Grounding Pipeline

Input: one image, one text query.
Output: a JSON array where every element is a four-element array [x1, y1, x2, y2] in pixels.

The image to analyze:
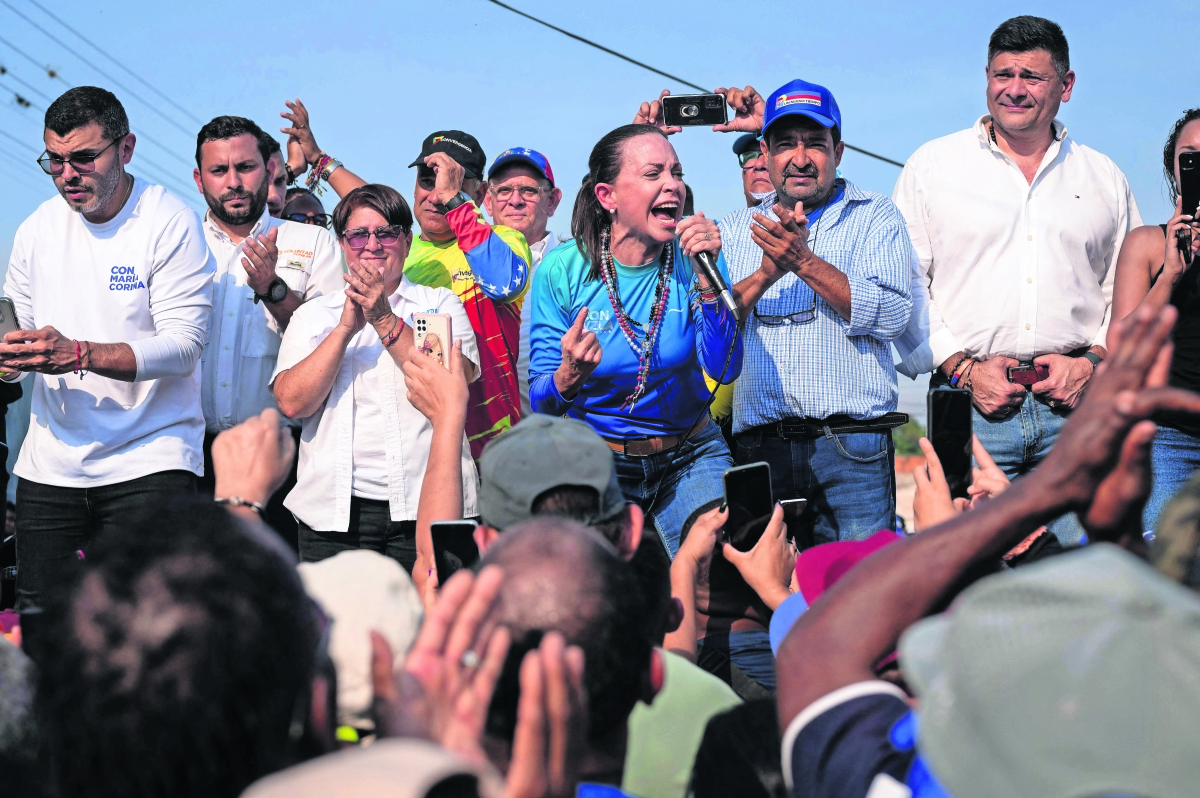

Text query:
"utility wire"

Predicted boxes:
[[0, 64, 52, 102], [0, 124, 36, 154], [0, 33, 66, 84], [23, 0, 204, 126], [483, 0, 905, 168], [0, 0, 197, 138]]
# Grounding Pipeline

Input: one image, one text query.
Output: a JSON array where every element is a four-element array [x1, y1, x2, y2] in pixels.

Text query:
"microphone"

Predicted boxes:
[[693, 250, 739, 321]]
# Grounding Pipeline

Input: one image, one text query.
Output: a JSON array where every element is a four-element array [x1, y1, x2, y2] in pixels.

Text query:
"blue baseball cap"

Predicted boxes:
[[732, 133, 761, 156], [761, 79, 841, 139], [487, 147, 556, 187]]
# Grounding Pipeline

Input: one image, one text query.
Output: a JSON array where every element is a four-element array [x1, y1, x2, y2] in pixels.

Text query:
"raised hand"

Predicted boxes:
[[343, 259, 393, 324], [241, 226, 282, 297], [279, 98, 323, 166], [721, 504, 796, 610], [212, 408, 296, 507], [554, 308, 602, 400], [424, 152, 466, 206], [712, 85, 764, 134], [633, 89, 682, 135], [677, 212, 721, 259], [404, 339, 470, 429], [750, 203, 812, 275]]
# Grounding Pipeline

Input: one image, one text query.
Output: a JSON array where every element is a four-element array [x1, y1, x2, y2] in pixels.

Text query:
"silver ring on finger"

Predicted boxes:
[[460, 650, 480, 669], [704, 232, 711, 241]]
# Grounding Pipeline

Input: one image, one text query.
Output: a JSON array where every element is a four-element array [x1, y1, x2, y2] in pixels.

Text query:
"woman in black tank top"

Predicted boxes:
[[1111, 108, 1200, 533]]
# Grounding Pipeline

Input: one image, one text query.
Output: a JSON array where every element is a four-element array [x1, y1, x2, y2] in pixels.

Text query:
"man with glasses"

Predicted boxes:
[[1, 87, 215, 612], [734, 133, 773, 208], [482, 147, 562, 415], [192, 115, 343, 542], [281, 188, 330, 228], [715, 79, 914, 545]]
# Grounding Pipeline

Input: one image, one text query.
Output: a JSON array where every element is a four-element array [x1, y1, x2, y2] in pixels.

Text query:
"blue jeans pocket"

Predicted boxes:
[[825, 429, 889, 463]]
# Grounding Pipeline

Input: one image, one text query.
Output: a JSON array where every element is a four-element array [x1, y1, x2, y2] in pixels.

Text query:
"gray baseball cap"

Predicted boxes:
[[899, 544, 1200, 798], [478, 414, 625, 530]]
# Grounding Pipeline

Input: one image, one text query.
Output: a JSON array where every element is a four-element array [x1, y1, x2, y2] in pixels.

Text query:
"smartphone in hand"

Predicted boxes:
[[431, 520, 479, 586], [723, 462, 773, 551], [927, 387, 973, 500], [661, 93, 729, 127]]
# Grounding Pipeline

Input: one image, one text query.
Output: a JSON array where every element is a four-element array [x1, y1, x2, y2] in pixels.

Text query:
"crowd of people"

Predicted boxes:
[[1, 12, 1200, 798]]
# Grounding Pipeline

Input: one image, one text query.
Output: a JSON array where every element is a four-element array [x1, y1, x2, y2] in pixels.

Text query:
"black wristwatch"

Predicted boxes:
[[438, 191, 471, 214], [254, 276, 290, 305], [1083, 351, 1104, 370]]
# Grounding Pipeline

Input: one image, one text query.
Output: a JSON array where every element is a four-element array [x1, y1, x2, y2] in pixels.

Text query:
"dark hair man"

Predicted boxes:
[[278, 98, 532, 461], [0, 87, 215, 612], [33, 409, 336, 798], [640, 80, 914, 546], [256, 130, 289, 218], [192, 116, 344, 539], [482, 148, 563, 416], [893, 16, 1141, 545], [733, 133, 773, 207]]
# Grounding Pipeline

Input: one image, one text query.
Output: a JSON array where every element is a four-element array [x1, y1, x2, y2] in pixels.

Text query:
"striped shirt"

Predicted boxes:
[[719, 180, 913, 433]]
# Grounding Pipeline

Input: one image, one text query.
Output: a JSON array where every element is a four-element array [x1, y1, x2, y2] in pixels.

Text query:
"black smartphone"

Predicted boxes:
[[661, 93, 729, 127], [1180, 151, 1200, 221], [927, 387, 973, 500], [431, 521, 480, 586], [484, 628, 544, 742], [723, 463, 773, 551]]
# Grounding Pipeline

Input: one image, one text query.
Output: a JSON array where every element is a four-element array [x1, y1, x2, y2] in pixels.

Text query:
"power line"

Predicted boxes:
[[24, 0, 204, 126], [483, 0, 905, 169], [0, 124, 37, 155], [0, 64, 52, 102], [0, 33, 66, 84], [0, 0, 196, 138]]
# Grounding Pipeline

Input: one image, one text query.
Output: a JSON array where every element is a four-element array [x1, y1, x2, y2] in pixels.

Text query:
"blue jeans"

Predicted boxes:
[[611, 421, 733, 558], [695, 628, 776, 693], [1143, 425, 1200, 534], [970, 394, 1085, 546], [732, 428, 895, 546]]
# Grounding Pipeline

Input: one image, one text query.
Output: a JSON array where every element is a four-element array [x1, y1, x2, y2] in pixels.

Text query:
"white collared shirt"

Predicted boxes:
[[893, 116, 1141, 377], [272, 278, 481, 532], [201, 210, 344, 431], [518, 230, 559, 415]]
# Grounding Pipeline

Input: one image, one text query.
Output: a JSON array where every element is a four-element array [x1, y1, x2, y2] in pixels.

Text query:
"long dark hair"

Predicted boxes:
[[572, 124, 668, 281], [1165, 109, 1200, 203]]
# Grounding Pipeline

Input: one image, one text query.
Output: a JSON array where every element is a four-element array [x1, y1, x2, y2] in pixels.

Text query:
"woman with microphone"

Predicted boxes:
[[529, 124, 743, 557]]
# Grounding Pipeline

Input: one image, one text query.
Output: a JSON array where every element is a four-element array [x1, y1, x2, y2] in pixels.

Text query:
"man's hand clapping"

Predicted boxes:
[[554, 308, 602, 400], [241, 226, 282, 297], [751, 203, 814, 276]]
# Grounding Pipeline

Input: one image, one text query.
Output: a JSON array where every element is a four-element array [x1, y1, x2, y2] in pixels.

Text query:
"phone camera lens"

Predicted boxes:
[[680, 104, 699, 118]]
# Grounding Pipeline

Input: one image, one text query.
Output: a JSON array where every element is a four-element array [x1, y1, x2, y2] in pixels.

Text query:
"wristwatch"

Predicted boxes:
[[1082, 351, 1104, 370], [254, 276, 290, 305], [438, 191, 471, 214]]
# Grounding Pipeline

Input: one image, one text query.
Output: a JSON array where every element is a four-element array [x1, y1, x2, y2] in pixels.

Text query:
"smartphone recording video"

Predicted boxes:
[[723, 462, 773, 551], [927, 387, 973, 500], [661, 93, 729, 127]]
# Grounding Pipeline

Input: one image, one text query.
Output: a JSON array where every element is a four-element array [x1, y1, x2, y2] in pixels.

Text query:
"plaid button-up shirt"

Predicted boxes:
[[719, 180, 914, 433]]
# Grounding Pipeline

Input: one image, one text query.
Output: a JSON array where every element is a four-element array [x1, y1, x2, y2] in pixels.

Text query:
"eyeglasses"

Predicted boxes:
[[284, 212, 332, 228], [37, 138, 120, 176], [754, 305, 816, 326], [342, 225, 406, 249], [490, 184, 546, 202], [738, 150, 764, 169]]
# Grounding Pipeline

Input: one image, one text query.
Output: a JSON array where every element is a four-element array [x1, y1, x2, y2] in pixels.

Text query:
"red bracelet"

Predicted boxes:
[[380, 317, 402, 348]]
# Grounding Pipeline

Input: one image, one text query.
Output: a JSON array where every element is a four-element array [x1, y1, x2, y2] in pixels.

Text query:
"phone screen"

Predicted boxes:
[[723, 463, 773, 551], [431, 521, 480, 586], [927, 387, 973, 500]]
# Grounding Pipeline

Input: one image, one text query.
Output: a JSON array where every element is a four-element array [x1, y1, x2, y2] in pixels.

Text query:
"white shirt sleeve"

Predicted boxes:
[[128, 208, 215, 381], [1094, 167, 1143, 348], [271, 300, 328, 386], [304, 228, 347, 301], [892, 159, 962, 377]]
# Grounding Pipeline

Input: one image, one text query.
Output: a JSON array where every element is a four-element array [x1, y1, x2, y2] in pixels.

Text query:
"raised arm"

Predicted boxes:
[[777, 303, 1200, 728], [280, 98, 368, 199]]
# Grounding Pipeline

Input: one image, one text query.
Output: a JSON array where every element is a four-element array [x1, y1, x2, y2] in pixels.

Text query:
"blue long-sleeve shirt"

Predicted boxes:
[[529, 238, 742, 439]]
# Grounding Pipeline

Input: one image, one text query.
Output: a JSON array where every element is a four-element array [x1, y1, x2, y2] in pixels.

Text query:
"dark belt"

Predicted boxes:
[[749, 411, 909, 441], [604, 414, 710, 457]]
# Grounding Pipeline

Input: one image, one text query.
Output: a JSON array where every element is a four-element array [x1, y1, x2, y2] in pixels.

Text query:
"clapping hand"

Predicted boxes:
[[554, 308, 602, 399], [344, 259, 392, 324], [280, 98, 322, 169], [712, 85, 764, 134], [241, 226, 282, 297]]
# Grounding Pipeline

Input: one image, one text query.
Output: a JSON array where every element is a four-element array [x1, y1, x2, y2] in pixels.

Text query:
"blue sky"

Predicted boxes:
[[0, 0, 1193, 420]]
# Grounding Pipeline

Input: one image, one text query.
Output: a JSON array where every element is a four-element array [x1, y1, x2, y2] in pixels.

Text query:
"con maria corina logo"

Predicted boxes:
[[109, 266, 145, 291]]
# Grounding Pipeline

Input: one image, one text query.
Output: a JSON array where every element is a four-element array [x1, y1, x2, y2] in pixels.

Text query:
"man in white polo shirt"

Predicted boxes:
[[1, 87, 215, 611], [894, 16, 1140, 544], [192, 115, 344, 540]]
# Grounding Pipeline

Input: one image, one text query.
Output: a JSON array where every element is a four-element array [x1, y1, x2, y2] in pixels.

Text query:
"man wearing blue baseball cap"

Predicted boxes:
[[482, 148, 563, 415], [701, 80, 914, 546]]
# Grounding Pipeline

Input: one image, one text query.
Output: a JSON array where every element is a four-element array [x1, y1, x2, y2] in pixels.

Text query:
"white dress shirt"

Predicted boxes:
[[893, 116, 1141, 378], [201, 210, 344, 432], [272, 278, 480, 532], [3, 178, 214, 486], [517, 230, 559, 415]]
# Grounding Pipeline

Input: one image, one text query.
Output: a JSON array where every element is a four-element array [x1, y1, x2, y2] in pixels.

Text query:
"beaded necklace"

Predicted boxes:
[[598, 229, 673, 411]]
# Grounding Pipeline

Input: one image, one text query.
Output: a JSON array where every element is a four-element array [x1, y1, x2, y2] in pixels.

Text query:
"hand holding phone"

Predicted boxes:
[[414, 313, 452, 370], [661, 93, 730, 128], [723, 463, 773, 551], [431, 520, 480, 586]]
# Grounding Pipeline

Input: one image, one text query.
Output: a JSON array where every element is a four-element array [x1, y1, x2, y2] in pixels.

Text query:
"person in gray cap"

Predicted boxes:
[[474, 413, 643, 559], [732, 133, 772, 208]]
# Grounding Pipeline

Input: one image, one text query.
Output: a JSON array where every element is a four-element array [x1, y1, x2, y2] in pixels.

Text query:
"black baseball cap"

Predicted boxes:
[[409, 130, 487, 180]]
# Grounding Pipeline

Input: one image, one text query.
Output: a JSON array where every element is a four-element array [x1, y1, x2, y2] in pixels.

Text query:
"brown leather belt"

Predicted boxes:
[[604, 414, 710, 458]]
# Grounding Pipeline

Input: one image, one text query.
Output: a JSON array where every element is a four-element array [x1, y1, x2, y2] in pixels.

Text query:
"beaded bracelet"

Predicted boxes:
[[949, 356, 973, 388], [306, 152, 334, 195], [379, 316, 402, 348]]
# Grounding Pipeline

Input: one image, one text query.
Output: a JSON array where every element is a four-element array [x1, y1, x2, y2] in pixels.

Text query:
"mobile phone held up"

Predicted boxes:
[[0, 298, 20, 340], [723, 462, 773, 551], [1180, 151, 1200, 256], [927, 387, 973, 500], [413, 313, 452, 369], [661, 93, 729, 128], [431, 520, 479, 587]]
